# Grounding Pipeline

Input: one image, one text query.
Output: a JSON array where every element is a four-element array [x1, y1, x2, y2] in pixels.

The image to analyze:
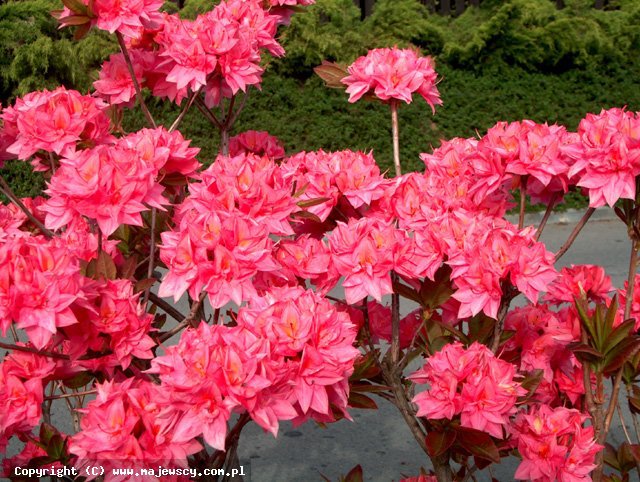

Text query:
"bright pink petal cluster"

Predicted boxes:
[[43, 128, 175, 236], [57, 0, 163, 39], [545, 265, 612, 305], [94, 51, 146, 106], [328, 217, 399, 303], [159, 153, 297, 307], [147, 0, 282, 105], [513, 405, 602, 482], [505, 305, 584, 404], [1, 87, 112, 161], [420, 137, 512, 214], [0, 234, 83, 348], [69, 378, 201, 481], [569, 108, 640, 207], [284, 149, 387, 221], [446, 216, 556, 319], [229, 130, 285, 159], [341, 47, 441, 110], [410, 342, 525, 439], [484, 120, 574, 195], [62, 279, 156, 370], [150, 287, 358, 441], [0, 356, 45, 452]]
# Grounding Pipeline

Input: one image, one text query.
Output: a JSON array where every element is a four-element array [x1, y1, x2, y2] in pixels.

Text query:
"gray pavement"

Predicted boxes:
[[2, 208, 638, 481]]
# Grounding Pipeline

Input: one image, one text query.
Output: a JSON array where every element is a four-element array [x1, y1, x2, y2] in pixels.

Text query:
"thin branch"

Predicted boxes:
[[518, 179, 527, 230], [226, 90, 250, 129], [0, 341, 69, 360], [0, 175, 53, 238], [555, 207, 595, 261], [147, 292, 186, 322], [195, 96, 223, 130], [169, 88, 200, 133], [491, 284, 517, 353], [116, 32, 156, 129], [390, 100, 401, 177], [48, 152, 57, 174], [535, 192, 559, 240], [618, 402, 633, 444], [143, 207, 157, 306], [157, 292, 206, 343], [460, 464, 479, 482], [44, 389, 96, 401]]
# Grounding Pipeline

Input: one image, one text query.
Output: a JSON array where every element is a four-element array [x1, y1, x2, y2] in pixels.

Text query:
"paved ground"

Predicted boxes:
[[2, 209, 638, 481]]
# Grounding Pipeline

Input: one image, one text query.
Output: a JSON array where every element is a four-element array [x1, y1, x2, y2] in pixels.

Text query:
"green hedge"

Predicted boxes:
[[4, 0, 640, 213]]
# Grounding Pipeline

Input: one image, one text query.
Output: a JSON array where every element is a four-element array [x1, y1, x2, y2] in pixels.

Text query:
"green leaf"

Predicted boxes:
[[314, 61, 349, 89], [58, 14, 90, 26], [575, 296, 599, 347], [297, 197, 331, 208], [603, 337, 640, 376], [342, 465, 363, 482], [63, 371, 93, 389], [604, 319, 636, 356], [290, 210, 323, 224], [61, 0, 88, 15], [425, 430, 456, 458], [119, 255, 138, 280], [92, 251, 116, 280], [604, 443, 621, 470], [456, 427, 500, 463], [350, 382, 391, 393], [347, 392, 378, 410], [567, 342, 604, 364], [134, 277, 156, 293], [46, 434, 66, 460]]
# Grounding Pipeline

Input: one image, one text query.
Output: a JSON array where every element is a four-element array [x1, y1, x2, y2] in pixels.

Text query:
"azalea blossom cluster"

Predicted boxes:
[[341, 47, 442, 110], [409, 342, 526, 439], [69, 378, 201, 480], [92, 0, 288, 107], [43, 127, 199, 236], [569, 108, 640, 207], [147, 287, 358, 449], [0, 87, 112, 167], [513, 405, 602, 482], [158, 152, 298, 308], [0, 349, 52, 453]]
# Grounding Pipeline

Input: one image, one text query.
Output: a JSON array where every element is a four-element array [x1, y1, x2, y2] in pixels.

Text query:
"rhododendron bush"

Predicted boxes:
[[2, 1, 640, 481]]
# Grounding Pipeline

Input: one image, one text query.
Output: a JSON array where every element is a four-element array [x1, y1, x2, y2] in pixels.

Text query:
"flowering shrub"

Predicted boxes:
[[1, 1, 640, 481]]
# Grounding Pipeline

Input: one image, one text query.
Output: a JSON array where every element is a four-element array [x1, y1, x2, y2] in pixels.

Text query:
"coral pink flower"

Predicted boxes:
[[94, 51, 146, 106], [229, 130, 285, 159], [57, 0, 163, 39], [0, 373, 43, 439], [43, 129, 171, 236], [342, 47, 441, 110], [4, 87, 112, 161], [568, 108, 640, 207], [0, 234, 83, 348], [329, 217, 398, 303], [70, 379, 201, 481], [545, 265, 612, 305], [513, 405, 601, 482], [410, 342, 525, 438]]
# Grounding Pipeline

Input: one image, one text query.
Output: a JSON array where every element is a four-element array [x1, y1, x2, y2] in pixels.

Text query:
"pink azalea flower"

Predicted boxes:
[[513, 405, 602, 482], [410, 342, 525, 438], [4, 87, 112, 161], [342, 47, 442, 111], [229, 130, 285, 159]]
